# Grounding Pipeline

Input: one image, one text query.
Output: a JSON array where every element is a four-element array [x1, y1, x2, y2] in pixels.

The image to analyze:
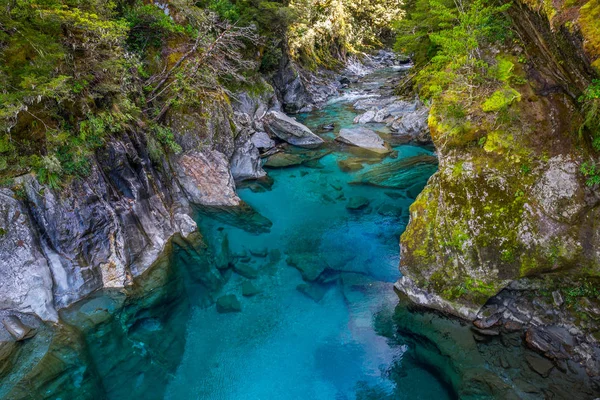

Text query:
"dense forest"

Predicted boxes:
[[0, 0, 401, 187]]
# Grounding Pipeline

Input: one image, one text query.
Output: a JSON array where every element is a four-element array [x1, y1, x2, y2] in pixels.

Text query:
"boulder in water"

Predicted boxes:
[[230, 131, 266, 182], [263, 111, 324, 149], [336, 127, 390, 154], [2, 316, 36, 341], [250, 131, 276, 151], [233, 263, 259, 279], [286, 254, 326, 281], [353, 110, 376, 124], [389, 107, 431, 144], [264, 153, 305, 168], [216, 295, 242, 313], [346, 196, 370, 210], [297, 283, 329, 303], [241, 281, 261, 297], [337, 158, 364, 172]]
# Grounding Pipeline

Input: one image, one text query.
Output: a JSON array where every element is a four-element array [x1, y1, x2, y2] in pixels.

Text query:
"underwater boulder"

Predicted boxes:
[[241, 281, 261, 297], [216, 295, 242, 313], [346, 196, 370, 210]]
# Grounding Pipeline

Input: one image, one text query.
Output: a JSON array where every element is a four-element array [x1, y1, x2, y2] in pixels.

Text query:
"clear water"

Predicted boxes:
[[40, 67, 453, 400]]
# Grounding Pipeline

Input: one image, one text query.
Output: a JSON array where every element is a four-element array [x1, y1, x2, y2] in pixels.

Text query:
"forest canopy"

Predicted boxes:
[[0, 0, 402, 187]]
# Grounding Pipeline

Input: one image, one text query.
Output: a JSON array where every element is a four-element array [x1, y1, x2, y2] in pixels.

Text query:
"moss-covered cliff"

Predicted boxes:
[[398, 0, 600, 318]]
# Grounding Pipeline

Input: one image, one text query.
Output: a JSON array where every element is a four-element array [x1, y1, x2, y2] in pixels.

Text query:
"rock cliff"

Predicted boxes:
[[397, 0, 600, 383]]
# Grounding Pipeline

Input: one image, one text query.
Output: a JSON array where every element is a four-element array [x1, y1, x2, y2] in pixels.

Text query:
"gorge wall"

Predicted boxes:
[[396, 0, 600, 384]]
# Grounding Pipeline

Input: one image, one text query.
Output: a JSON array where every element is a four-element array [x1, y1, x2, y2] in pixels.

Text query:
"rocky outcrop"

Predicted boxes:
[[336, 127, 390, 154], [0, 190, 57, 322], [396, 0, 600, 382], [230, 131, 267, 182], [0, 94, 274, 322], [263, 111, 324, 148], [352, 97, 431, 144]]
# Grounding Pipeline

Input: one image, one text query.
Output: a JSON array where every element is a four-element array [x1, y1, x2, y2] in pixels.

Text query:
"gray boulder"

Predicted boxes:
[[336, 127, 390, 154], [174, 150, 241, 207], [389, 107, 431, 143], [353, 110, 377, 124], [230, 131, 267, 182], [263, 111, 324, 149], [2, 315, 35, 341], [251, 131, 275, 150], [0, 190, 57, 322]]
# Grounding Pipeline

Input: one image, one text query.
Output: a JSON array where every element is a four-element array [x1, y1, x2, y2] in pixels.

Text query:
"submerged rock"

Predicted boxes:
[[337, 158, 364, 172], [233, 263, 259, 279], [241, 281, 261, 297], [350, 154, 438, 189], [377, 203, 403, 217], [263, 111, 324, 148], [286, 254, 326, 281], [264, 152, 305, 168], [336, 127, 390, 154], [346, 196, 370, 210], [195, 203, 272, 234], [296, 283, 329, 303], [249, 248, 268, 258], [216, 295, 241, 313], [264, 149, 330, 169]]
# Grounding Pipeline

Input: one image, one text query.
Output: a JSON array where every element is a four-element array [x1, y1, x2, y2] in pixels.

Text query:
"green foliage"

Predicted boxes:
[[482, 88, 521, 112], [563, 280, 600, 305], [581, 161, 600, 186], [579, 79, 600, 151], [153, 125, 182, 154], [124, 2, 189, 55], [288, 0, 403, 68]]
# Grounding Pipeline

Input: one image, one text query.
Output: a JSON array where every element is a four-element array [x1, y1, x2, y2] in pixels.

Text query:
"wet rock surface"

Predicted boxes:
[[336, 127, 390, 154], [263, 111, 325, 148]]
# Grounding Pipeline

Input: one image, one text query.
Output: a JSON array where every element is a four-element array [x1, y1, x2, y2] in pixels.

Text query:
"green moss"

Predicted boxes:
[[482, 88, 521, 112], [492, 57, 515, 82], [579, 0, 600, 72]]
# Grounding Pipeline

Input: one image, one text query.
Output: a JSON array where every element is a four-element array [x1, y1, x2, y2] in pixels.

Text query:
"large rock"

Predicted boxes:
[[230, 131, 267, 182], [389, 107, 431, 144], [263, 111, 324, 149], [251, 131, 276, 150], [336, 127, 390, 154], [350, 154, 438, 189], [353, 110, 377, 124], [346, 196, 370, 210], [216, 295, 242, 313], [0, 190, 57, 322], [2, 315, 35, 341], [174, 150, 241, 207]]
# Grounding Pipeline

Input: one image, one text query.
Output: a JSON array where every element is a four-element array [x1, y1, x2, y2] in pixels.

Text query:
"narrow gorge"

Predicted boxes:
[[0, 0, 599, 398]]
